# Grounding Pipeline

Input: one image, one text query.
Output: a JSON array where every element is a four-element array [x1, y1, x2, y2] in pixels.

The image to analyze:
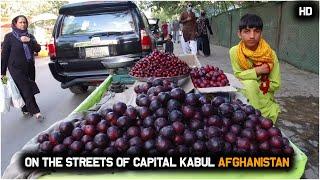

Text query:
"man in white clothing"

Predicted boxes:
[[179, 3, 197, 55]]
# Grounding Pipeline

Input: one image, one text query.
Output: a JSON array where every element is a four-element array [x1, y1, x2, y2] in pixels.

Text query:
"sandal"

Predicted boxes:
[[35, 114, 45, 121], [22, 111, 31, 117]]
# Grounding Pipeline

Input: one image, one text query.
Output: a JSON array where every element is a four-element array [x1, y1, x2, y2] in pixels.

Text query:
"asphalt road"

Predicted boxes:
[[1, 57, 94, 175]]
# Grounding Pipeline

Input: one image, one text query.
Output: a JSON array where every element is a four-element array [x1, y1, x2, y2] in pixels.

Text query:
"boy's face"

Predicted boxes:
[[237, 27, 262, 50]]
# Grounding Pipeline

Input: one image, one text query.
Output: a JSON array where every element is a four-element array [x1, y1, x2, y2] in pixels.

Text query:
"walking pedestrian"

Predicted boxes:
[[165, 34, 174, 54], [179, 2, 197, 55], [1, 15, 44, 120], [161, 21, 169, 40], [172, 18, 180, 43], [196, 10, 213, 56]]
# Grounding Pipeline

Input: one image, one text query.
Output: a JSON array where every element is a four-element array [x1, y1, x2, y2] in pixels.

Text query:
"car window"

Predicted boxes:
[[148, 19, 157, 25], [61, 11, 135, 35], [141, 13, 149, 29]]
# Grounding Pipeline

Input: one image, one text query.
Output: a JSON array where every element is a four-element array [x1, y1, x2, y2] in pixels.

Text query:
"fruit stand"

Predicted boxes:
[[2, 53, 307, 179]]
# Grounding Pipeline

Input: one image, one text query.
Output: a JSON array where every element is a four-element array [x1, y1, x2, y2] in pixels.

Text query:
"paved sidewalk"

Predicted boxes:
[[173, 43, 319, 97], [173, 42, 319, 179]]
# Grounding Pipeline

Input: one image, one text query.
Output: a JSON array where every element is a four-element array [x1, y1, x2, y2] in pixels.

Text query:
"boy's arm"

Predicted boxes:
[[268, 51, 281, 92], [229, 47, 258, 80]]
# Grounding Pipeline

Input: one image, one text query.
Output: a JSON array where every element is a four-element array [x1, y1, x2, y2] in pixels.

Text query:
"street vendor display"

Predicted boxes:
[[3, 53, 307, 179], [129, 50, 191, 78], [190, 65, 230, 88], [36, 79, 295, 157]]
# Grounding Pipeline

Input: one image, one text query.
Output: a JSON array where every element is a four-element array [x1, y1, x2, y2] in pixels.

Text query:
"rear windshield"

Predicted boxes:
[[61, 11, 135, 35]]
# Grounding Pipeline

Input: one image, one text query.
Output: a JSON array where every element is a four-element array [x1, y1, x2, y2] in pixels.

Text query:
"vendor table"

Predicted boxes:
[[3, 75, 307, 179], [41, 76, 307, 179]]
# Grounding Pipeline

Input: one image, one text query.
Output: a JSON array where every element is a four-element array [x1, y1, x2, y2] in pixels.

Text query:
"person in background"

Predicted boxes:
[[165, 34, 174, 54], [196, 9, 213, 56], [1, 15, 43, 120], [229, 14, 281, 123], [161, 21, 169, 40], [179, 2, 197, 55], [171, 18, 180, 43]]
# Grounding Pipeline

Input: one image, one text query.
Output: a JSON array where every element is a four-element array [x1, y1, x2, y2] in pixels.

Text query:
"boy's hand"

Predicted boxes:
[[255, 64, 270, 75]]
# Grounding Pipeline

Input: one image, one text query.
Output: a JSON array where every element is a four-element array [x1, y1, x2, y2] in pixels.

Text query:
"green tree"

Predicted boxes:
[[0, 0, 68, 18], [137, 1, 267, 22]]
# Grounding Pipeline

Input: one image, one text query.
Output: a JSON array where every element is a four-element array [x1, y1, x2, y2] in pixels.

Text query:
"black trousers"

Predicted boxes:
[[21, 95, 40, 114], [21, 62, 40, 114], [197, 35, 211, 56]]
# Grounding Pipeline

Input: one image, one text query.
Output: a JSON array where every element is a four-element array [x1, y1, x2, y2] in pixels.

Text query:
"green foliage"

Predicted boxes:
[[28, 1, 68, 16], [137, 1, 267, 22], [0, 0, 68, 18], [0, 0, 68, 42]]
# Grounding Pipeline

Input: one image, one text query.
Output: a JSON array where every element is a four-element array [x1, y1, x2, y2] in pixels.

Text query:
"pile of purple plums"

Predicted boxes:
[[37, 80, 294, 156]]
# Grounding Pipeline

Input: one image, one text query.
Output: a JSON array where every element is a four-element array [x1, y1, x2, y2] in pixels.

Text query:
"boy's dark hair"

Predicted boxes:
[[239, 14, 263, 31], [168, 34, 173, 39]]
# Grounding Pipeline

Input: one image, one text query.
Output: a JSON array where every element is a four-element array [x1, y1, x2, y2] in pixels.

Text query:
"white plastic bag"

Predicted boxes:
[[7, 76, 25, 108], [0, 81, 11, 113]]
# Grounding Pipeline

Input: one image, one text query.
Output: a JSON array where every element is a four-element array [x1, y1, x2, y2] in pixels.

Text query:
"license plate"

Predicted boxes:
[[85, 46, 109, 58]]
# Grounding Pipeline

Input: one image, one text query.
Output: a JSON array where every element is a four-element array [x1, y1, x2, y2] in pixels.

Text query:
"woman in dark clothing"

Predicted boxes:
[[1, 15, 43, 120], [196, 10, 213, 56]]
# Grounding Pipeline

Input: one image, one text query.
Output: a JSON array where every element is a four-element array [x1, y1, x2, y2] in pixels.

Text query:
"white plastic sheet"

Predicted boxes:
[[0, 81, 11, 113], [7, 76, 25, 108]]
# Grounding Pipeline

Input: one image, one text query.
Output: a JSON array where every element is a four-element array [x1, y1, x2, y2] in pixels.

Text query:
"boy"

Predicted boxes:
[[165, 34, 174, 54], [229, 14, 281, 123]]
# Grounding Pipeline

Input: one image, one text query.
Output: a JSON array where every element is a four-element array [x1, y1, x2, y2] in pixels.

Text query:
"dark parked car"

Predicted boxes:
[[48, 1, 156, 94]]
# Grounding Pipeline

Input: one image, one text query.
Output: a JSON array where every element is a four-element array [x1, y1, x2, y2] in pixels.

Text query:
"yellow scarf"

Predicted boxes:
[[237, 38, 274, 95], [237, 38, 274, 70]]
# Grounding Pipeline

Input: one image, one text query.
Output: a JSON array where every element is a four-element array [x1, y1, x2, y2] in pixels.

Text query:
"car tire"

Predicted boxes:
[[69, 85, 88, 94]]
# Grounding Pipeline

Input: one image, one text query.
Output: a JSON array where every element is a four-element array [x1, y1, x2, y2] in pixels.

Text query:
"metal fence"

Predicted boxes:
[[210, 2, 319, 73]]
